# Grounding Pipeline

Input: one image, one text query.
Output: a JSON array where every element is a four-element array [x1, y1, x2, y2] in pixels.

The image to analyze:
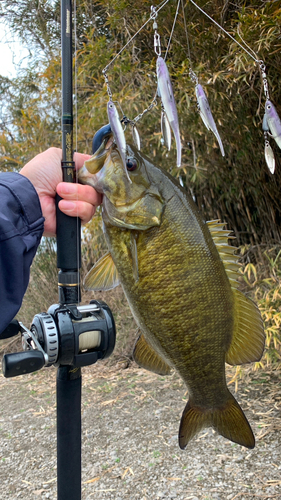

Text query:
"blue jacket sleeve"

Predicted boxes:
[[0, 173, 45, 336]]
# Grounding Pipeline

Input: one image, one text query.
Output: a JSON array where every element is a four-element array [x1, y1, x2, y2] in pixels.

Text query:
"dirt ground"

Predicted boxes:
[[0, 358, 280, 500]]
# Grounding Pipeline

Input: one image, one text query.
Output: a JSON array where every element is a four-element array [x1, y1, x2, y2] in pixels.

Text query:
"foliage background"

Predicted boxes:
[[0, 0, 280, 363]]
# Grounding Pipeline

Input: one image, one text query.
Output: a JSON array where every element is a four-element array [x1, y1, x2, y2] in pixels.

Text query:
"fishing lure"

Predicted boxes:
[[260, 63, 281, 174], [182, 0, 225, 158], [157, 56, 182, 167], [153, 5, 182, 167], [188, 1, 279, 173], [195, 82, 225, 157], [264, 100, 281, 149], [107, 101, 132, 183]]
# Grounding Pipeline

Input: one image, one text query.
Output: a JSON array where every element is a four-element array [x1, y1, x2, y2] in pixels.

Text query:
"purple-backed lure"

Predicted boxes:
[[264, 100, 281, 149], [156, 56, 181, 167], [107, 101, 131, 183], [196, 84, 225, 157]]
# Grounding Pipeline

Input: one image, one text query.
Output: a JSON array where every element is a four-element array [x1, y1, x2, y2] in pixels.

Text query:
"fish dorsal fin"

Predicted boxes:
[[207, 220, 265, 364], [84, 252, 120, 291], [226, 288, 265, 365], [133, 333, 171, 376], [207, 220, 240, 289]]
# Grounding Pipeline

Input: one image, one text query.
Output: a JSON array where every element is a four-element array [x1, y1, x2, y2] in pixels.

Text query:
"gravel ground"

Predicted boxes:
[[0, 361, 280, 500]]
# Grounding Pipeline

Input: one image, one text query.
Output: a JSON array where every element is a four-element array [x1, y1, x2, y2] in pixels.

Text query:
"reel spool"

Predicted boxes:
[[2, 300, 116, 378]]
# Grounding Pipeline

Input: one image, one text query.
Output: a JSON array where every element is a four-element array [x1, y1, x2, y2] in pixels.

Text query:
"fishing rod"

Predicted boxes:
[[1, 1, 116, 499]]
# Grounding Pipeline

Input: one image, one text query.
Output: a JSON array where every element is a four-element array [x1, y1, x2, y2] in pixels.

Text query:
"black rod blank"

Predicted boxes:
[[57, 0, 81, 278], [57, 2, 82, 499]]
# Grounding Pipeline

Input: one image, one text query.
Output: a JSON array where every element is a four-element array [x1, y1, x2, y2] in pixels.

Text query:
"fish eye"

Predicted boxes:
[[267, 104, 271, 110], [126, 158, 138, 171]]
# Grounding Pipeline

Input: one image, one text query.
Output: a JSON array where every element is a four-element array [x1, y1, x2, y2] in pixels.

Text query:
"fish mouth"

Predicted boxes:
[[84, 134, 114, 175]]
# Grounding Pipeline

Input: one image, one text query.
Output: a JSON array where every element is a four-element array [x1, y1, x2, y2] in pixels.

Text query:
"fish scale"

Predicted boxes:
[[79, 140, 265, 450]]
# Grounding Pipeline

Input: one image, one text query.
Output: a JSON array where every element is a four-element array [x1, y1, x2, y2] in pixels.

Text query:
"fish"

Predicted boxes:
[[107, 101, 131, 183], [264, 100, 281, 149], [195, 84, 225, 157], [156, 56, 181, 167], [79, 135, 265, 450], [161, 109, 172, 151]]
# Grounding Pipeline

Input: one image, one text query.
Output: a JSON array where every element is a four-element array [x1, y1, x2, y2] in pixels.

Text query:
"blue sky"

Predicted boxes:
[[0, 22, 29, 78]]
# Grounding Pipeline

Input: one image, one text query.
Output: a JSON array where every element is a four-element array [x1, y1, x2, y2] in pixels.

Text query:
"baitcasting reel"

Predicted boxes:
[[1, 300, 116, 378]]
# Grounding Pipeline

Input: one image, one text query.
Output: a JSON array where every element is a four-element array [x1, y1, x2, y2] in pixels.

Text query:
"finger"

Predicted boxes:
[[56, 182, 102, 206], [73, 152, 91, 171], [58, 199, 97, 224]]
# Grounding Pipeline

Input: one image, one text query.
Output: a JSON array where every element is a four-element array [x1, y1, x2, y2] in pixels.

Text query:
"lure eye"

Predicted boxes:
[[126, 158, 138, 171], [267, 104, 271, 110]]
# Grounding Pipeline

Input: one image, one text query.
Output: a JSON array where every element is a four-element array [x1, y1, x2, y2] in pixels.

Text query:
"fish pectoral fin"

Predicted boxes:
[[84, 252, 120, 291], [179, 391, 255, 450], [226, 288, 265, 365], [133, 333, 171, 376]]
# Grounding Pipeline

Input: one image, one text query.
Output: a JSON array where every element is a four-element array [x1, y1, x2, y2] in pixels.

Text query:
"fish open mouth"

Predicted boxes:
[[84, 134, 114, 175]]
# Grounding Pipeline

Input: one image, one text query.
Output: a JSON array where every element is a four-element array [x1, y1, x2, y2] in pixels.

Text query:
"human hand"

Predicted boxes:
[[20, 147, 102, 237]]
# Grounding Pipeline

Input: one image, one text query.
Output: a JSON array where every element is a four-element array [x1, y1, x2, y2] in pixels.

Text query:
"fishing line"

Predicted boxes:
[[188, 0, 259, 64], [164, 0, 181, 61], [74, 0, 78, 155], [181, 0, 198, 84], [237, 23, 259, 62], [102, 0, 173, 147], [181, 0, 192, 69], [74, 0, 81, 301], [102, 0, 171, 75]]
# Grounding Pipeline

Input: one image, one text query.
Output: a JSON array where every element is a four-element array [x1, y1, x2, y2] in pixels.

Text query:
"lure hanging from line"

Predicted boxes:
[[260, 63, 281, 174], [157, 56, 182, 167], [262, 100, 281, 175], [107, 101, 132, 183], [263, 100, 281, 149], [152, 4, 181, 167], [181, 0, 225, 158], [195, 84, 225, 157]]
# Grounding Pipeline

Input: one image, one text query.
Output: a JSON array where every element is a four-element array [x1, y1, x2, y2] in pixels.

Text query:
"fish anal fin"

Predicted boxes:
[[133, 333, 171, 376], [179, 391, 255, 450], [84, 252, 120, 291], [226, 288, 265, 365]]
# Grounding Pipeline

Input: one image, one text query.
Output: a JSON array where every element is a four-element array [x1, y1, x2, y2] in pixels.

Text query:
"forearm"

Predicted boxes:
[[0, 173, 44, 336]]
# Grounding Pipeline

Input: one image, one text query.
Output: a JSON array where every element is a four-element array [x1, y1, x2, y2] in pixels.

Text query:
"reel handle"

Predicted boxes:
[[2, 351, 46, 378]]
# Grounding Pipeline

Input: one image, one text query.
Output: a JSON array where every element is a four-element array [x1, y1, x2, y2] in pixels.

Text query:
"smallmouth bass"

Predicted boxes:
[[79, 135, 264, 450]]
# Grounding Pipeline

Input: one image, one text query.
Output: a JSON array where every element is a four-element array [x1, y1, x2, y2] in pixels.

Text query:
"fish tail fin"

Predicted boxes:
[[179, 391, 255, 450]]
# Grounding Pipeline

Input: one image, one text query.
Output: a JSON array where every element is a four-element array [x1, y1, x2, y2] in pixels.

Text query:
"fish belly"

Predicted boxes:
[[104, 182, 234, 409]]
